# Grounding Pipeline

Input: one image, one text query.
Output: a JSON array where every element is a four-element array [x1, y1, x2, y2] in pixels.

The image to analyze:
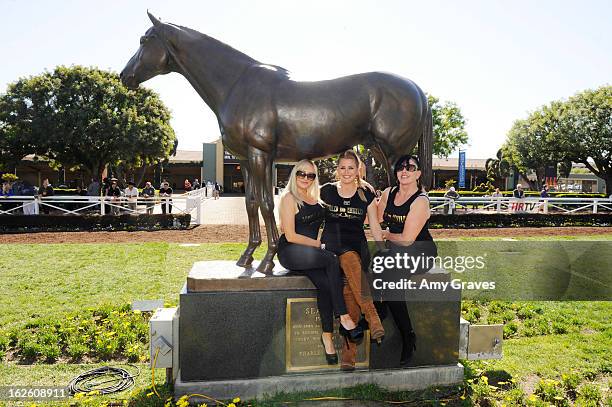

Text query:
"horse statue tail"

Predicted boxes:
[[419, 103, 434, 190]]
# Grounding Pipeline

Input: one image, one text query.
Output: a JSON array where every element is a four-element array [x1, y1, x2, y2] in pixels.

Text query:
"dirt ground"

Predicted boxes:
[[1, 225, 611, 244]]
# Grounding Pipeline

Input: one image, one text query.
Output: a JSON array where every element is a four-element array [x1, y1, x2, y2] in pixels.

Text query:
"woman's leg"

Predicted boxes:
[[387, 300, 416, 365], [278, 244, 348, 317], [296, 268, 334, 333], [339, 251, 385, 341]]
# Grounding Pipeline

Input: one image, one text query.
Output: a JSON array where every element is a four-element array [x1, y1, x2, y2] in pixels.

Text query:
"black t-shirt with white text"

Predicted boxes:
[[320, 183, 374, 255]]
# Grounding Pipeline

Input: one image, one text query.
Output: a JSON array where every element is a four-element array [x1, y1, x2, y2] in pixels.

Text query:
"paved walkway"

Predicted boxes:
[[201, 196, 280, 225]]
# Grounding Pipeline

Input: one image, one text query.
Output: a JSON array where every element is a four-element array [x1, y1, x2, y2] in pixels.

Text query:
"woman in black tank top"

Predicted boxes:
[[319, 150, 386, 371], [376, 154, 437, 366], [277, 159, 363, 366]]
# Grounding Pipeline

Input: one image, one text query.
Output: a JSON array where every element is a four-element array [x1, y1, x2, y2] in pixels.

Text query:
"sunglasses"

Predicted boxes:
[[397, 163, 418, 172], [296, 170, 317, 180]]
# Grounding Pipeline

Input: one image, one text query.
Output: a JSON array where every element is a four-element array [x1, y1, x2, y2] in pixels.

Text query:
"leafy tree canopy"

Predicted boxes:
[[502, 85, 611, 192], [0, 65, 176, 179], [428, 95, 469, 157]]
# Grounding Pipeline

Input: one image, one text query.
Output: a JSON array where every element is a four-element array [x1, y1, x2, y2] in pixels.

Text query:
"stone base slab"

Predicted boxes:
[[174, 364, 464, 401]]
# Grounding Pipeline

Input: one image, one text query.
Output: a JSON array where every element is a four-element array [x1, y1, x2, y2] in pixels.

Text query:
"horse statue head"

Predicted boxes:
[[120, 12, 173, 89]]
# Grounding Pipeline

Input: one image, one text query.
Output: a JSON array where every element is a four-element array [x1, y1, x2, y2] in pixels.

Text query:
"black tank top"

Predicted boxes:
[[320, 183, 375, 255], [383, 187, 433, 241], [279, 201, 325, 247]]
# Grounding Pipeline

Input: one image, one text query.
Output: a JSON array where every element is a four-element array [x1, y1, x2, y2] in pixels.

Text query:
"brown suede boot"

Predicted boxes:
[[339, 251, 385, 342], [341, 283, 360, 371]]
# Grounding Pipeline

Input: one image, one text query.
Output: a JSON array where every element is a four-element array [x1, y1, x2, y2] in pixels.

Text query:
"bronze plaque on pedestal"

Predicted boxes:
[[285, 298, 369, 372]]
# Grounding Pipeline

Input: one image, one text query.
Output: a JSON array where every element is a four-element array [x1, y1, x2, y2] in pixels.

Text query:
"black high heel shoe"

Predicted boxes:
[[399, 331, 416, 367], [339, 323, 364, 343], [320, 334, 338, 365]]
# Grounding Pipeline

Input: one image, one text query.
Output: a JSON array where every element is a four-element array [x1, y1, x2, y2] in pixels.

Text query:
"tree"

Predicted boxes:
[[558, 86, 612, 194], [502, 101, 564, 190], [0, 66, 176, 180], [484, 149, 510, 189], [428, 95, 469, 157], [501, 85, 611, 192]]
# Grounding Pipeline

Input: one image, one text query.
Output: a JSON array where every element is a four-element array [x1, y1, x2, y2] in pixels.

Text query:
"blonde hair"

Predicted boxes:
[[336, 149, 367, 202], [283, 159, 320, 207]]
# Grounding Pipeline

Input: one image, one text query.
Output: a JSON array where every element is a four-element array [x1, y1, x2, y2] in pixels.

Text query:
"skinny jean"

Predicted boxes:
[[277, 240, 347, 332]]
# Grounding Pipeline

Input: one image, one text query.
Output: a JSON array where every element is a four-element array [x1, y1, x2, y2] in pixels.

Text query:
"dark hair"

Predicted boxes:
[[393, 155, 422, 190]]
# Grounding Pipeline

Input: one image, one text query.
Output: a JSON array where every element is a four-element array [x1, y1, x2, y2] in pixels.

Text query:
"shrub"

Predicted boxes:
[[575, 383, 602, 407], [40, 343, 61, 362], [502, 387, 526, 407], [503, 322, 519, 338], [0, 214, 191, 233], [534, 378, 569, 406], [66, 339, 88, 360], [561, 372, 582, 396], [427, 213, 612, 229]]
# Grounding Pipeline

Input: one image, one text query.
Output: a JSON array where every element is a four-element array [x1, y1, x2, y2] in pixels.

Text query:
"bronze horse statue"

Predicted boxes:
[[121, 12, 433, 275]]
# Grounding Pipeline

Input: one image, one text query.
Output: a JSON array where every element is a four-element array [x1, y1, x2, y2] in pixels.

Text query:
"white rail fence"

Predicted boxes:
[[1, 196, 610, 224], [0, 193, 208, 224]]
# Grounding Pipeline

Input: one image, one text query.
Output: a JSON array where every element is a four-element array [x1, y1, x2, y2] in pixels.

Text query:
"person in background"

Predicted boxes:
[[21, 181, 37, 215], [159, 181, 173, 214], [38, 178, 54, 214], [443, 186, 459, 214], [142, 181, 156, 214], [106, 178, 122, 215], [184, 178, 192, 192], [192, 178, 200, 190], [513, 184, 525, 198], [214, 182, 222, 199], [444, 186, 459, 200], [1, 181, 13, 197], [87, 178, 100, 197], [124, 181, 139, 213], [540, 184, 549, 198], [488, 187, 503, 211]]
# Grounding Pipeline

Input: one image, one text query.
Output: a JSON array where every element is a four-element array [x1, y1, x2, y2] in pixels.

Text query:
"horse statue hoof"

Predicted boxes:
[[256, 261, 275, 276], [236, 254, 254, 268]]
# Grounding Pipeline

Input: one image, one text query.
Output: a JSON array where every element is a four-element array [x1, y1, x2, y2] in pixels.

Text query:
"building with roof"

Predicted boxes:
[[8, 141, 606, 193]]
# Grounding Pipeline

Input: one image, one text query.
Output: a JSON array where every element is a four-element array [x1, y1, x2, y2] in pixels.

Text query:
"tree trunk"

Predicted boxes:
[[136, 165, 148, 188]]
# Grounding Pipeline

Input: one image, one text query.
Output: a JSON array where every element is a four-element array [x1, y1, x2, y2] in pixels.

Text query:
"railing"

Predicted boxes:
[[0, 194, 208, 224], [428, 197, 612, 214]]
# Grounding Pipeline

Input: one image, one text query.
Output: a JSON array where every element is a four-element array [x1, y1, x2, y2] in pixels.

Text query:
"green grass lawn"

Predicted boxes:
[[0, 239, 610, 406]]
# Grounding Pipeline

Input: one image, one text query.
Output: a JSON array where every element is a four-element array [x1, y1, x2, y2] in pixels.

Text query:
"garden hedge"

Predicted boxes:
[[427, 213, 612, 228], [0, 214, 191, 233]]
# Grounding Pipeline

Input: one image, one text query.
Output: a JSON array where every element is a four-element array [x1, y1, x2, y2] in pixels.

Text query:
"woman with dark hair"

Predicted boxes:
[[320, 149, 386, 371], [377, 154, 437, 366], [277, 159, 363, 366]]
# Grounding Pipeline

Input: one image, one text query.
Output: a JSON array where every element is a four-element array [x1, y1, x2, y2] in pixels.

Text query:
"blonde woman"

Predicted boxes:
[[277, 159, 363, 365], [320, 150, 386, 371]]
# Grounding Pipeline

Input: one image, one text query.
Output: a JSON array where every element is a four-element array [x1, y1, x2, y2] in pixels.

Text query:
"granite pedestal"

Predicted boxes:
[[177, 261, 462, 398]]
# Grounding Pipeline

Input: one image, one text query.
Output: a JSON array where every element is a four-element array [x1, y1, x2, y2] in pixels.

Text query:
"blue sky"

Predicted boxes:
[[1, 0, 610, 159]]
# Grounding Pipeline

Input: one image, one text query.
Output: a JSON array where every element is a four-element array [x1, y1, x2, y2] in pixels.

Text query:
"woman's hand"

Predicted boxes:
[[381, 228, 390, 241]]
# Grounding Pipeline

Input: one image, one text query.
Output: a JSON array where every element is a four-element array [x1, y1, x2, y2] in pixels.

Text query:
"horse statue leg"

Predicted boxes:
[[248, 146, 279, 275], [236, 160, 262, 268]]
